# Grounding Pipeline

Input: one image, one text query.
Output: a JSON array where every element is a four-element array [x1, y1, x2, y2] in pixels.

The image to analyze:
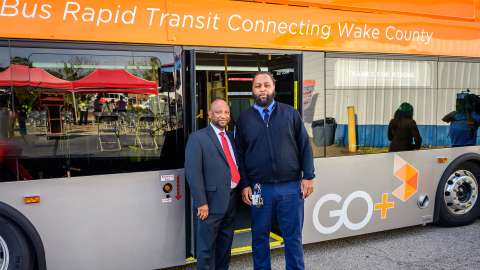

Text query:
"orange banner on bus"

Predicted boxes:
[[251, 0, 477, 20], [0, 0, 479, 57]]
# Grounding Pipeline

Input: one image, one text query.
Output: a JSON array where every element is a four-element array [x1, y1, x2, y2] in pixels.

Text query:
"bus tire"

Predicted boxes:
[[0, 216, 34, 270], [437, 161, 480, 226]]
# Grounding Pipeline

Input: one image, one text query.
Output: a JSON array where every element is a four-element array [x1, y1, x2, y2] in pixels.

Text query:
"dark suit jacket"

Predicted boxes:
[[185, 125, 238, 214]]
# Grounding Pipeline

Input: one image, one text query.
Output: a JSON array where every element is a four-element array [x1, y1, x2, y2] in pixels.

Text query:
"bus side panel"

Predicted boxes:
[[303, 147, 479, 244], [0, 169, 186, 270]]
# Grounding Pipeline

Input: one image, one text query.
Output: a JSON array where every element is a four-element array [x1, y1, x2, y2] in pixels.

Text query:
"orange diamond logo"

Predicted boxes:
[[393, 155, 418, 202]]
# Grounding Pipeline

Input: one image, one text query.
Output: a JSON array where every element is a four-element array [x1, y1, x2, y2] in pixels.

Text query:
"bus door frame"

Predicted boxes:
[[181, 48, 196, 259], [181, 46, 304, 259]]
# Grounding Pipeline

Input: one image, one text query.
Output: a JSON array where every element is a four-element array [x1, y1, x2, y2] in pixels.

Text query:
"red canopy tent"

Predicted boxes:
[[0, 65, 72, 136], [0, 64, 72, 89], [0, 65, 158, 94], [72, 69, 158, 95]]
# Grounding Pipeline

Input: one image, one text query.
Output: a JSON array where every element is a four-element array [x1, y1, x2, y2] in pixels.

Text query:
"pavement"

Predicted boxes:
[[174, 219, 480, 270]]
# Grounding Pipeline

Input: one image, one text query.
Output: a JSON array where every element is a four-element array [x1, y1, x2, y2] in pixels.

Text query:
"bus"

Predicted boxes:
[[0, 0, 480, 269]]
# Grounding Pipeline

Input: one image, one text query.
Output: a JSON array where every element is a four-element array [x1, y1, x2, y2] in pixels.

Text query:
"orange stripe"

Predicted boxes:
[[0, 0, 479, 57]]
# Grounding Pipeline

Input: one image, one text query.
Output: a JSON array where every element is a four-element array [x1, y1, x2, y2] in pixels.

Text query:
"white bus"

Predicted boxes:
[[0, 0, 479, 269]]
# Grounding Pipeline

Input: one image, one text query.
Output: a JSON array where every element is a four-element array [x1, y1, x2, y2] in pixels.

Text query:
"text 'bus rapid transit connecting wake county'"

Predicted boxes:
[[0, 0, 480, 269]]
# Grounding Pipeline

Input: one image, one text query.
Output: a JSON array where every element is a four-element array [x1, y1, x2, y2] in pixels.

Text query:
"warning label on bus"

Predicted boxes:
[[160, 175, 175, 182]]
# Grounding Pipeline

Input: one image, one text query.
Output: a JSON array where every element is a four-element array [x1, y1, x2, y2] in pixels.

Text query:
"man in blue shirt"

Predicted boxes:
[[235, 72, 315, 270], [442, 92, 480, 147], [442, 110, 480, 146]]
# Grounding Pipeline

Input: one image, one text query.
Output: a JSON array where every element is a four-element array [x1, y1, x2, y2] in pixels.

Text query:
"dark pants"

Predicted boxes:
[[196, 191, 238, 270], [251, 181, 304, 270], [79, 111, 88, 124]]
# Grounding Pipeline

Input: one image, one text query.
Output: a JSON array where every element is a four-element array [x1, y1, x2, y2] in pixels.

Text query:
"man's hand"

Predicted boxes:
[[301, 179, 314, 199], [242, 187, 252, 205], [197, 204, 209, 220]]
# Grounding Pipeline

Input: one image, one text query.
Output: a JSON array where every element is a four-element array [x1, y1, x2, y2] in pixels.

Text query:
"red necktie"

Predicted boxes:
[[219, 132, 240, 184]]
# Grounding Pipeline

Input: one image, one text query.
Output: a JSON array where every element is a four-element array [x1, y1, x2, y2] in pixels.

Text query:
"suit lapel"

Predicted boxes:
[[207, 125, 228, 164]]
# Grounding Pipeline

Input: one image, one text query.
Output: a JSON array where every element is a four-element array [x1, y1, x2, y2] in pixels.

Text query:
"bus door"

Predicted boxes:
[[187, 49, 302, 257], [183, 49, 196, 261]]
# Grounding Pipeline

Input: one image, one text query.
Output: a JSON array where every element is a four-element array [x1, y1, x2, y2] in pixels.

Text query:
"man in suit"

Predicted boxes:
[[185, 99, 240, 270]]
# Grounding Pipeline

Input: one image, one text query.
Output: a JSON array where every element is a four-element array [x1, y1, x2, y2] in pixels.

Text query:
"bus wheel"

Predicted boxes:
[[0, 216, 33, 270], [438, 161, 480, 226]]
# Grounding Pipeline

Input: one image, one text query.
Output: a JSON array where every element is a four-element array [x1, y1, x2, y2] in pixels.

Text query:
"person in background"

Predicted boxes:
[[17, 104, 28, 139], [93, 95, 103, 123], [117, 96, 127, 112], [78, 97, 88, 125], [94, 95, 103, 113], [102, 100, 115, 113], [388, 102, 422, 152], [442, 92, 480, 147], [127, 100, 135, 112]]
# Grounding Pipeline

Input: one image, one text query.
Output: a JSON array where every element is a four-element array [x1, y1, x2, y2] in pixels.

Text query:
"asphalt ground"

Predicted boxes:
[[173, 219, 480, 270]]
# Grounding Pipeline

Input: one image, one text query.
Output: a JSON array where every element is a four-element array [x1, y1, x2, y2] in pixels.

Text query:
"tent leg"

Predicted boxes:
[[72, 92, 78, 124]]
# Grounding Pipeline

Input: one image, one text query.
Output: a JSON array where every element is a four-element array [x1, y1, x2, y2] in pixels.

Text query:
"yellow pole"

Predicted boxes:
[[294, 81, 298, 110], [205, 71, 210, 115], [71, 92, 78, 124], [347, 106, 357, 153]]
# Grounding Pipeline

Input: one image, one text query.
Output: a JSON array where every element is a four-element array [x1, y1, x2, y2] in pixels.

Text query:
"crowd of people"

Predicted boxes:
[[77, 95, 131, 125]]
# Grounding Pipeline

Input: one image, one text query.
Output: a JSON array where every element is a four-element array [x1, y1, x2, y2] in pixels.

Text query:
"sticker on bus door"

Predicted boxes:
[[161, 174, 175, 181]]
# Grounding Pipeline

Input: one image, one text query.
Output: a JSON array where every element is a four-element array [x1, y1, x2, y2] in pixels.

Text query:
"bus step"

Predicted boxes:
[[231, 228, 283, 255], [184, 229, 283, 264]]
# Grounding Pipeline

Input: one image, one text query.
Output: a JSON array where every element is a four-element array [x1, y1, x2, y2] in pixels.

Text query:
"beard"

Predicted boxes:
[[211, 119, 228, 129], [253, 92, 275, 107]]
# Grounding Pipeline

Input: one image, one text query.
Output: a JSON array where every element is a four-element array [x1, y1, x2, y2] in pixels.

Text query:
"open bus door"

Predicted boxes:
[[182, 48, 196, 261], [186, 49, 302, 260]]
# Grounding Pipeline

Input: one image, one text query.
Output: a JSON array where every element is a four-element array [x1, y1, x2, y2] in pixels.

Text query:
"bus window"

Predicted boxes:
[[5, 46, 182, 180], [0, 46, 16, 181], [323, 56, 437, 157], [2, 49, 70, 180], [437, 60, 480, 148], [302, 52, 326, 158]]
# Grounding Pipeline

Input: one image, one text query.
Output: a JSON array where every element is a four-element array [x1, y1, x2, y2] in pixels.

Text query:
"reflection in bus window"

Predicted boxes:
[[441, 92, 480, 146], [437, 61, 480, 148], [2, 47, 182, 181], [387, 102, 422, 152], [302, 52, 326, 158], [306, 56, 437, 158], [0, 47, 16, 181]]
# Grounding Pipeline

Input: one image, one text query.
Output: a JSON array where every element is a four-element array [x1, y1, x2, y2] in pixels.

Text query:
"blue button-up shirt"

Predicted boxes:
[[253, 100, 276, 120]]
